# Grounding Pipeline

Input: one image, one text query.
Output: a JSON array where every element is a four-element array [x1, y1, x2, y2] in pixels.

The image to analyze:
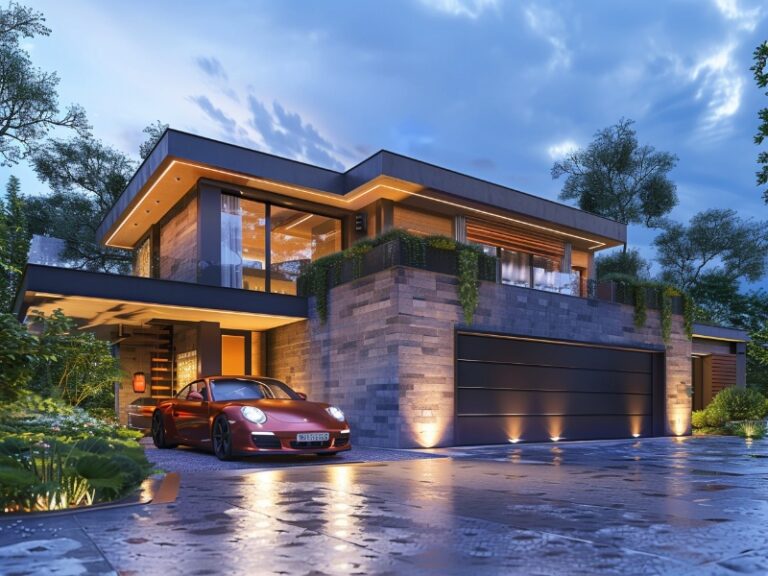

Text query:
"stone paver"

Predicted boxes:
[[1, 436, 768, 575]]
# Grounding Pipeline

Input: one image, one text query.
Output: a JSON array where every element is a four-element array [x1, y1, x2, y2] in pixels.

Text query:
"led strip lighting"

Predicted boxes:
[[106, 159, 610, 250]]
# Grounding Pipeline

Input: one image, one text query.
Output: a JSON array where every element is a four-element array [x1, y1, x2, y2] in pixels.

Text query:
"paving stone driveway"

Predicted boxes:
[[1, 436, 768, 575]]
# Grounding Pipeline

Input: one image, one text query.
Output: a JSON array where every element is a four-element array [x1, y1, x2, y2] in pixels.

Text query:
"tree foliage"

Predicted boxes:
[[552, 118, 678, 231], [752, 41, 768, 203], [654, 209, 768, 293], [0, 2, 89, 165], [26, 136, 135, 273], [595, 248, 650, 280], [0, 310, 120, 406], [139, 120, 168, 160], [0, 175, 30, 311]]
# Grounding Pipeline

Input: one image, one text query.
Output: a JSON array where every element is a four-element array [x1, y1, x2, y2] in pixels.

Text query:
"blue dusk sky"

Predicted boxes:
[[3, 0, 767, 286]]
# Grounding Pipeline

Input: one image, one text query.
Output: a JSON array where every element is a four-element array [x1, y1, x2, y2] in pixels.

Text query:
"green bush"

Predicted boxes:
[[704, 403, 728, 428], [691, 410, 707, 429], [710, 387, 767, 421]]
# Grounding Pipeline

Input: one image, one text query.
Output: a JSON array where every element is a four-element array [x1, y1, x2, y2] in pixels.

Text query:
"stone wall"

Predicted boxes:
[[266, 266, 692, 448]]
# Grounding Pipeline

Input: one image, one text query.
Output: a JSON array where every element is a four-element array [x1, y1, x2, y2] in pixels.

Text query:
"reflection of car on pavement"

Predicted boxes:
[[151, 376, 351, 461], [127, 397, 159, 431]]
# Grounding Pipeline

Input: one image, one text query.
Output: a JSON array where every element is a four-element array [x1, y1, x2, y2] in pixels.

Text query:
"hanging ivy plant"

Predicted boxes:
[[457, 247, 480, 325], [660, 286, 675, 343], [682, 293, 695, 340]]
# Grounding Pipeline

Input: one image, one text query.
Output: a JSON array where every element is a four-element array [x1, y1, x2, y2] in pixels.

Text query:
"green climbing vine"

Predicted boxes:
[[633, 284, 647, 329], [457, 248, 480, 325]]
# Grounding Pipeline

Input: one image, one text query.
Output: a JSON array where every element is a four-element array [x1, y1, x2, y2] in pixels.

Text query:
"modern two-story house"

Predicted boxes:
[[14, 130, 747, 447]]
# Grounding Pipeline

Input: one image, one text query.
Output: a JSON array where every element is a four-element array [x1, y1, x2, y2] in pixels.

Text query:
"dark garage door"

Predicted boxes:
[[455, 332, 665, 445]]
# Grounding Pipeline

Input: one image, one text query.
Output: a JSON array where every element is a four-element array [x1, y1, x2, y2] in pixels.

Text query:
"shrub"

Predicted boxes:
[[691, 410, 707, 429], [704, 404, 728, 428], [732, 420, 767, 439], [0, 396, 151, 512], [710, 387, 767, 421]]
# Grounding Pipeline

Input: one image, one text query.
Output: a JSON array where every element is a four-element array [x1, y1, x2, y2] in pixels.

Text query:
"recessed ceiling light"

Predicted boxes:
[[155, 200, 160, 204], [175, 176, 181, 182]]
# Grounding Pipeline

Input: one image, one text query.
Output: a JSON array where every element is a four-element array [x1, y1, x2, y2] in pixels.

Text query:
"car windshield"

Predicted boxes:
[[210, 378, 299, 401]]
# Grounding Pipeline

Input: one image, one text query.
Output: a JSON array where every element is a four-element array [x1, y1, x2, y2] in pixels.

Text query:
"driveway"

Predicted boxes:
[[1, 436, 767, 575]]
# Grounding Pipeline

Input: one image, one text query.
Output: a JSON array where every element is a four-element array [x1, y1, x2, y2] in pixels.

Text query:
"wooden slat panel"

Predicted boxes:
[[711, 354, 737, 396], [393, 206, 452, 237], [466, 218, 564, 261]]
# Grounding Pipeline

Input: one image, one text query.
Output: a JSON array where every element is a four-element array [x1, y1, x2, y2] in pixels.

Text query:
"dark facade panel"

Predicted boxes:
[[14, 264, 308, 320], [455, 332, 662, 445], [457, 362, 653, 395], [457, 333, 654, 373]]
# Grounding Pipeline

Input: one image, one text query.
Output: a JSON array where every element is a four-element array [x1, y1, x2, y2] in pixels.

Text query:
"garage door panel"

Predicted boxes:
[[456, 415, 653, 445], [455, 333, 661, 444], [458, 334, 653, 374], [457, 388, 652, 417], [457, 362, 653, 395]]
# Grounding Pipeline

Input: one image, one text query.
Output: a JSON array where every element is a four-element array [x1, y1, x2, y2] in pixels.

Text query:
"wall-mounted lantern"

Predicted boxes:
[[132, 372, 146, 393]]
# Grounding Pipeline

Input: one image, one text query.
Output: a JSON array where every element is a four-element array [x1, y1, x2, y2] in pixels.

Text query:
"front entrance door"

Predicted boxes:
[[221, 334, 247, 375]]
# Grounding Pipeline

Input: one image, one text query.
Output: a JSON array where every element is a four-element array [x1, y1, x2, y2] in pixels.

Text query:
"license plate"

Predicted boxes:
[[296, 432, 329, 442]]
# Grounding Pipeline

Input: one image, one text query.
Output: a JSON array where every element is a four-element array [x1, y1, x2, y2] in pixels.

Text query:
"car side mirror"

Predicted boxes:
[[188, 391, 204, 401], [296, 392, 307, 400]]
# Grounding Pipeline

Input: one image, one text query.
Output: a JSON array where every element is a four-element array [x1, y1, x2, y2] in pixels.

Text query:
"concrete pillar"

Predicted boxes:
[[197, 184, 222, 286]]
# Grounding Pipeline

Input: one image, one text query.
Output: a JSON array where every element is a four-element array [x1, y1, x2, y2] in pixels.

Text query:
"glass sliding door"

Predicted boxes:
[[270, 206, 341, 295], [221, 196, 267, 291]]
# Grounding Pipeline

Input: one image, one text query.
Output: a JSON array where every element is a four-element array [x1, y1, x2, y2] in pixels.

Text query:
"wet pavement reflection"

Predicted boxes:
[[1, 436, 768, 575]]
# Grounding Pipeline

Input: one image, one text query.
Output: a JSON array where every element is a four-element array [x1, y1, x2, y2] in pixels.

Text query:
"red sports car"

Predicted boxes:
[[151, 376, 351, 460]]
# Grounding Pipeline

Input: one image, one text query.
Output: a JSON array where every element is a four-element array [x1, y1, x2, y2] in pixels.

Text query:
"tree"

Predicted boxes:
[[0, 3, 89, 165], [552, 118, 678, 239], [595, 248, 650, 280], [752, 41, 768, 203], [0, 175, 30, 310], [139, 120, 168, 160], [27, 136, 135, 273], [654, 209, 768, 293]]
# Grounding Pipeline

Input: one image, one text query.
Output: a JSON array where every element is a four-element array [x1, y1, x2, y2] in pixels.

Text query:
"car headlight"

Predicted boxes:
[[241, 406, 267, 424], [326, 406, 345, 422]]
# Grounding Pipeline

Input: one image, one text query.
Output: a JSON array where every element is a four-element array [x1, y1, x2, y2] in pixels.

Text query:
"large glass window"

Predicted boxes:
[[270, 206, 341, 295], [221, 197, 267, 291], [501, 250, 530, 288], [221, 195, 341, 295]]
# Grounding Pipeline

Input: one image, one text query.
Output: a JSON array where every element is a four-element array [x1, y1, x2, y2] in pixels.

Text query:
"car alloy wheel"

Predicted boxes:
[[152, 410, 176, 449], [213, 416, 233, 461]]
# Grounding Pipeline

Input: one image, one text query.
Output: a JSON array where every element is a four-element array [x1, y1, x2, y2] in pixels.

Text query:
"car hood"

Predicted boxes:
[[218, 399, 342, 425]]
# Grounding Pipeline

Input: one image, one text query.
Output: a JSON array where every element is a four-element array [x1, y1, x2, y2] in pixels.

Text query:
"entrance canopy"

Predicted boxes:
[[14, 265, 308, 333]]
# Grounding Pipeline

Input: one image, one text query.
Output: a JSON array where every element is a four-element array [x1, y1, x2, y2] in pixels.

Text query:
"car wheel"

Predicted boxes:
[[151, 410, 177, 449], [212, 416, 234, 461]]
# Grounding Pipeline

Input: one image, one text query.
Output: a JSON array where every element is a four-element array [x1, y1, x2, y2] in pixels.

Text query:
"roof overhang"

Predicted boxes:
[[98, 130, 626, 251], [14, 265, 307, 332], [691, 323, 750, 343]]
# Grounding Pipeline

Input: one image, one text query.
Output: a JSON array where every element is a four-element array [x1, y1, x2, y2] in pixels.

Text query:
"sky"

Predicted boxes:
[[3, 0, 767, 286]]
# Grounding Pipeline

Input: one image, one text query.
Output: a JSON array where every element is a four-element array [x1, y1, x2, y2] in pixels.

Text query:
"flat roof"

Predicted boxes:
[[97, 129, 627, 249], [14, 265, 307, 332], [692, 322, 750, 343]]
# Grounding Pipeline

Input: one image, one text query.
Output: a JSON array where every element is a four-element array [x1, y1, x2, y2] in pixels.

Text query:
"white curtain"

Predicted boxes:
[[220, 195, 243, 288]]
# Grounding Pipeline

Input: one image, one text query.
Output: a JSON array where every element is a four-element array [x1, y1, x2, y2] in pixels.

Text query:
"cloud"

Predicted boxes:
[[247, 96, 344, 170], [418, 0, 499, 19], [689, 43, 743, 137], [712, 0, 762, 32], [190, 95, 237, 134], [523, 4, 570, 70], [196, 56, 228, 80], [547, 139, 579, 160]]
